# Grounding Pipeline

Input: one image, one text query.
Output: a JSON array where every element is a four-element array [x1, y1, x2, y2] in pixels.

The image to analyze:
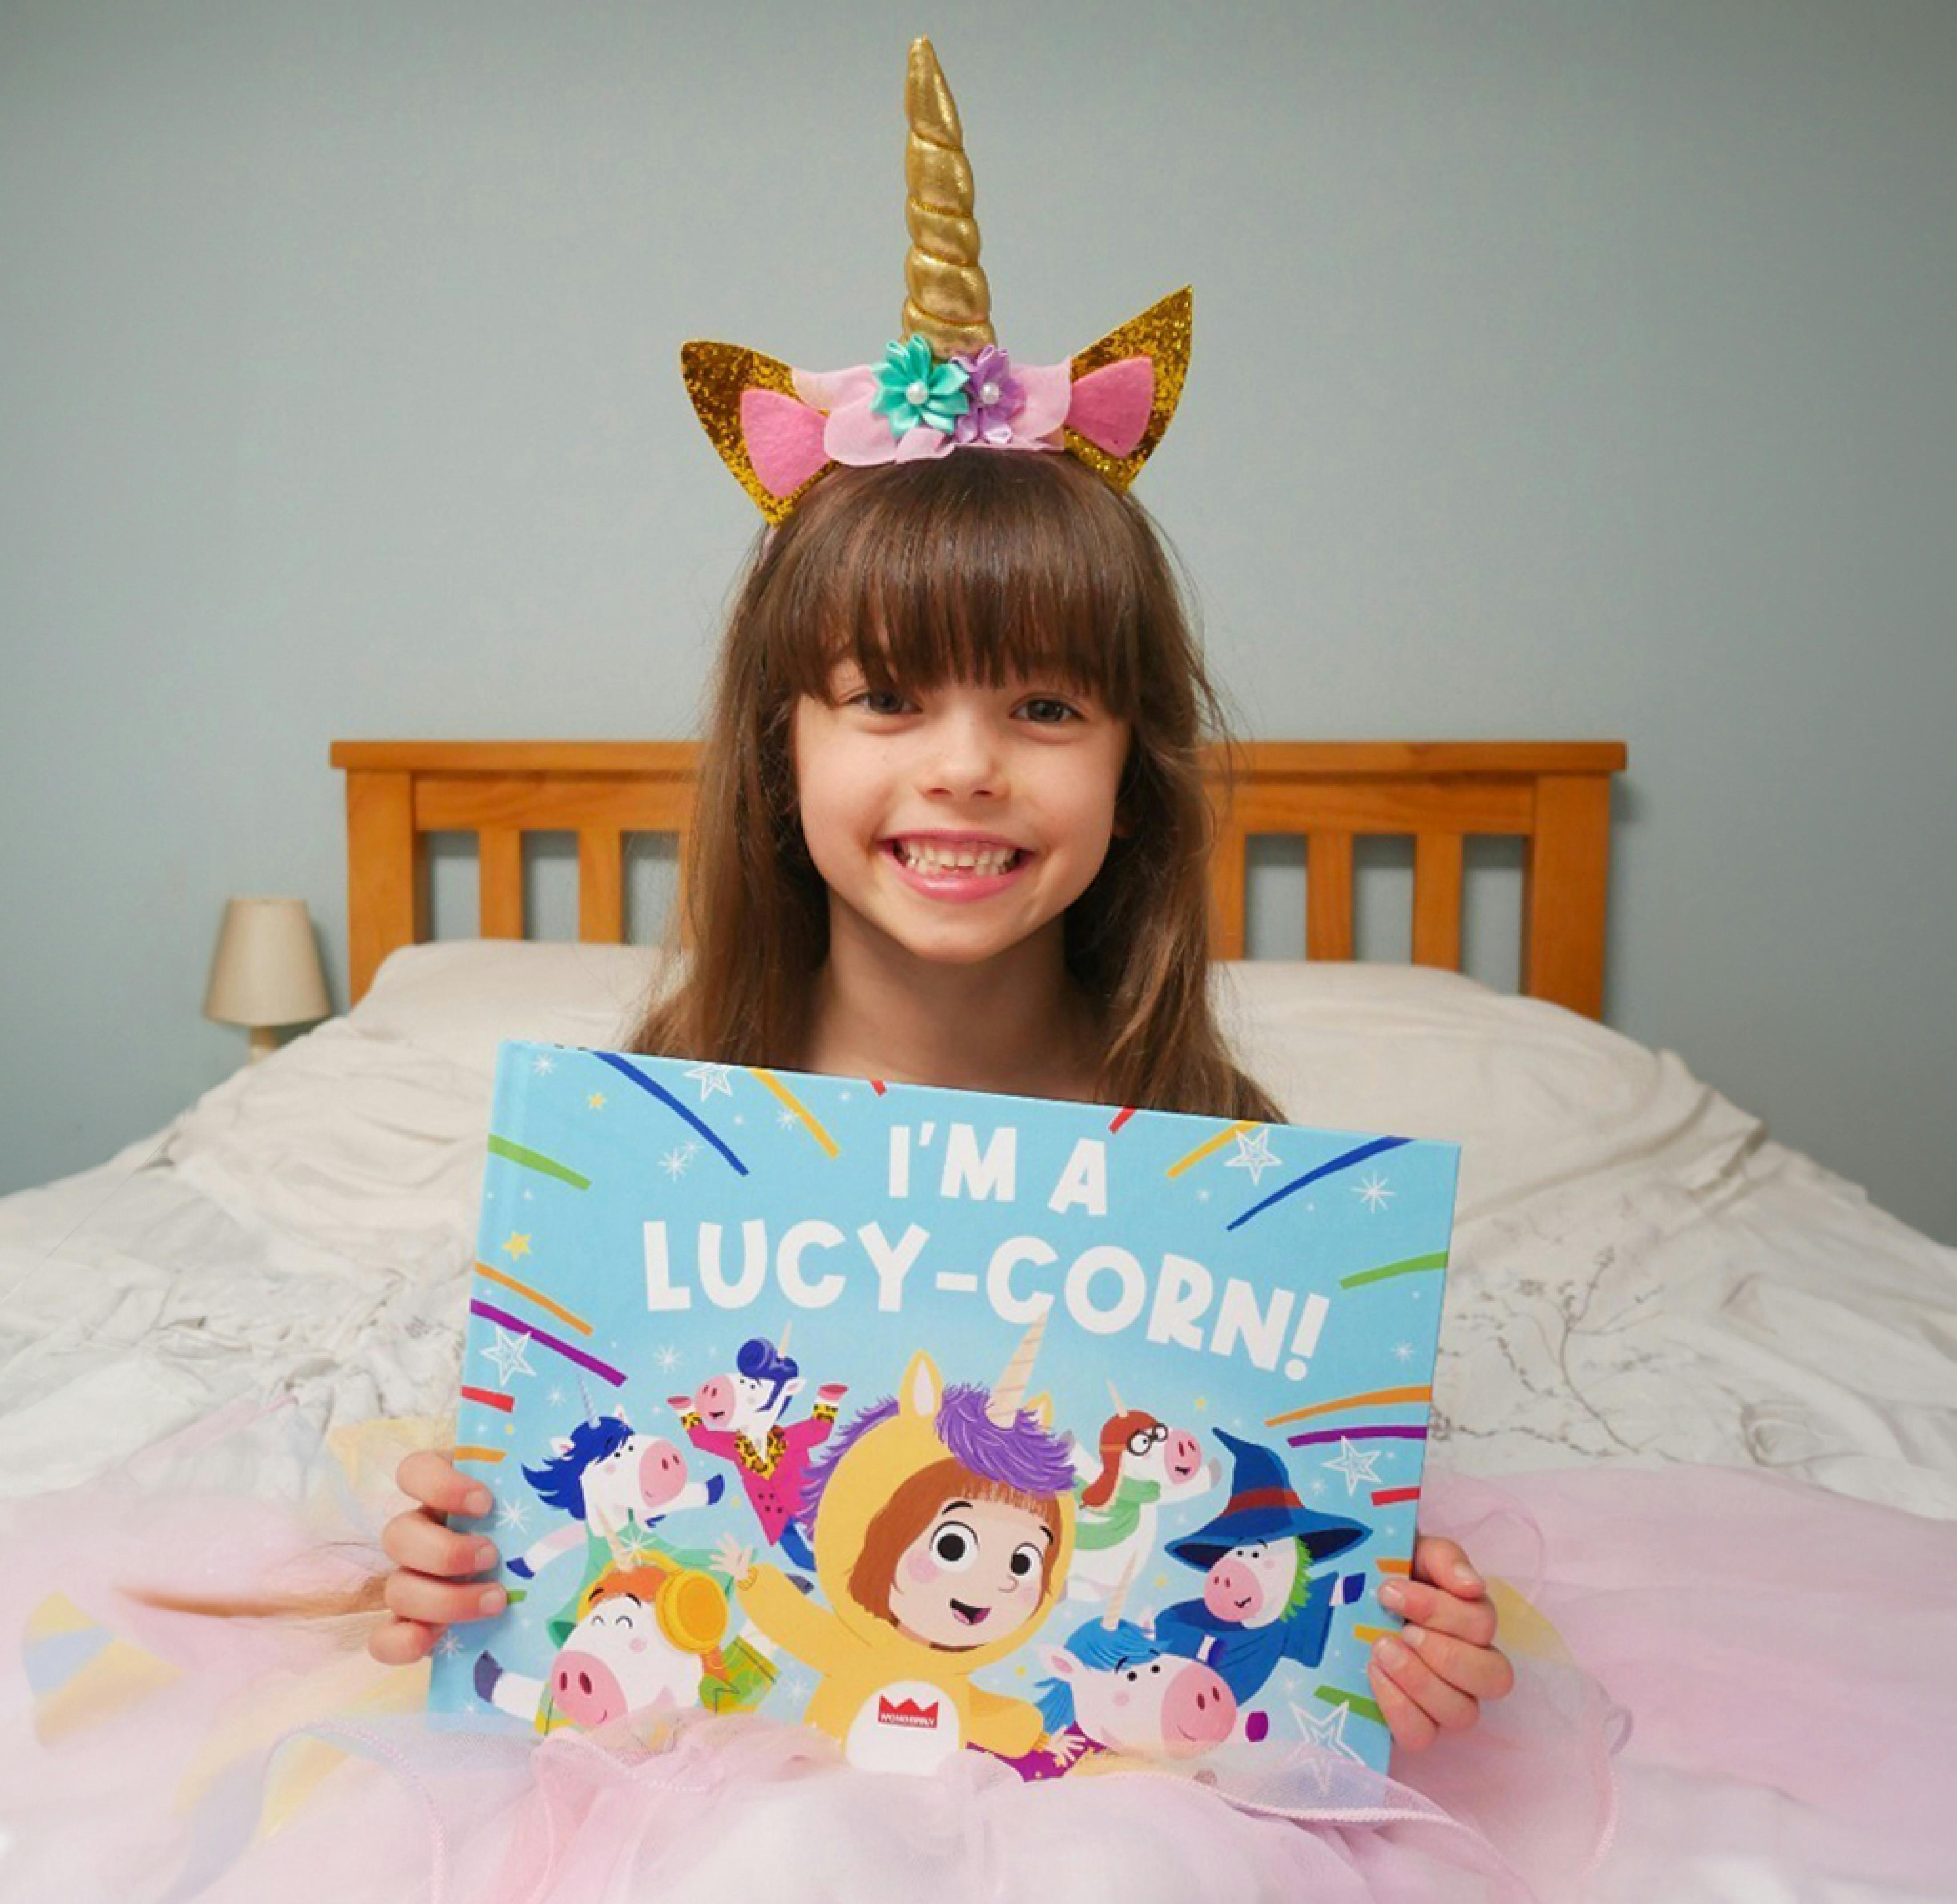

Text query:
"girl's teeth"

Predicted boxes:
[[900, 842, 1016, 874]]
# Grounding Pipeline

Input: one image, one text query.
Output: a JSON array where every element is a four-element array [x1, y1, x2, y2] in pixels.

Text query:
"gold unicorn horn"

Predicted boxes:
[[1107, 1378, 1126, 1416], [986, 1311, 1047, 1426], [901, 38, 995, 359], [776, 1320, 792, 1360]]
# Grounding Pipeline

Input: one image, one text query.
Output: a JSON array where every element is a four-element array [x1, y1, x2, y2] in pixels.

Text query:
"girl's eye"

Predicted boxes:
[[1009, 1542, 1043, 1579], [1017, 697, 1080, 725], [930, 1522, 977, 1569], [853, 689, 913, 716]]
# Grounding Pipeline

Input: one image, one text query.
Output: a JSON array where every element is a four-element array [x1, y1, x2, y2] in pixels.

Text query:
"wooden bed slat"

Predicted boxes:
[[333, 740, 1626, 1016], [578, 828, 624, 942], [1413, 832, 1465, 970], [479, 827, 523, 939], [343, 768, 423, 994], [1306, 831, 1356, 961], [1523, 772, 1613, 1020]]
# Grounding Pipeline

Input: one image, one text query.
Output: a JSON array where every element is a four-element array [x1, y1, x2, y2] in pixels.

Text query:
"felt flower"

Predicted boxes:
[[949, 345, 1025, 445], [870, 335, 970, 439]]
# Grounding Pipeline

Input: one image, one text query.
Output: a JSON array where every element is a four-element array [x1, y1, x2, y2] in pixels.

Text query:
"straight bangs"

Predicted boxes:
[[755, 454, 1162, 721]]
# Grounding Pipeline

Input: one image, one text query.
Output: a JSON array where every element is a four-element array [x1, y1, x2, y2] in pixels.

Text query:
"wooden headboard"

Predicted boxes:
[[330, 739, 1627, 1017]]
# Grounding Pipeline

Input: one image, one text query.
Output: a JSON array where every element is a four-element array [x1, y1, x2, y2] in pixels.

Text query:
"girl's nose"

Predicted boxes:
[[921, 712, 1004, 800]]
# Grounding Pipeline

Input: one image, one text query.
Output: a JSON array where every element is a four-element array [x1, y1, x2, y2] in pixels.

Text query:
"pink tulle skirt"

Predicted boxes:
[[4, 1404, 1954, 1904]]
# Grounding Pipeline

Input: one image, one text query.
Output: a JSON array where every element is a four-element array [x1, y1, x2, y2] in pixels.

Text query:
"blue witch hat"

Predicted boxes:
[[1165, 1430, 1369, 1569]]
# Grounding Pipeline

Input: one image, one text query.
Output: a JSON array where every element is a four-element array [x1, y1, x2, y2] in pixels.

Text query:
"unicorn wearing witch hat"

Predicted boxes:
[[716, 1317, 1076, 1774], [1152, 1430, 1371, 1706]]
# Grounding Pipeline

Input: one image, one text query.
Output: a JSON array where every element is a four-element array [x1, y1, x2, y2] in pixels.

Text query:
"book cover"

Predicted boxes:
[[430, 1041, 1458, 1781]]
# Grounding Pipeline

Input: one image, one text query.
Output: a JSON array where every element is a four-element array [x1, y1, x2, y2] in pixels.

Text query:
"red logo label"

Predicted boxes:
[[877, 1694, 940, 1730]]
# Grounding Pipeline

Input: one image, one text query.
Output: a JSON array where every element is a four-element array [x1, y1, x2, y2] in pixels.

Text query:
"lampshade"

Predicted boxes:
[[203, 896, 331, 1031]]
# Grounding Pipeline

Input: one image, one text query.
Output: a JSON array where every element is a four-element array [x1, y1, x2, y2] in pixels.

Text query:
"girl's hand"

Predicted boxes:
[[370, 1450, 506, 1666], [1366, 1536, 1515, 1751]]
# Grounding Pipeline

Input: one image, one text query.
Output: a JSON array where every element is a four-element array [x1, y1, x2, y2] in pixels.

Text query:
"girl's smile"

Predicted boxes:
[[882, 831, 1032, 900]]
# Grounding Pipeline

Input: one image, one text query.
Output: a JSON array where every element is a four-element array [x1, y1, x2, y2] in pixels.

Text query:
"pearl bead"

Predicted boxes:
[[906, 381, 929, 407], [979, 381, 1001, 406]]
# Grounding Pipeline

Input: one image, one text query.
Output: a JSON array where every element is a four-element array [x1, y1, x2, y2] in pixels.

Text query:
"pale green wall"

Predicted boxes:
[[4, 0, 1953, 1240]]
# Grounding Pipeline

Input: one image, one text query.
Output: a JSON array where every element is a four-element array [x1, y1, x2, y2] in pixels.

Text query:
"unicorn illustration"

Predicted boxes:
[[715, 1317, 1075, 1773]]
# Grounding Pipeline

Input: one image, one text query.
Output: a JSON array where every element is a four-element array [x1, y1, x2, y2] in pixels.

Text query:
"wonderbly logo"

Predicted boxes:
[[877, 1694, 941, 1730]]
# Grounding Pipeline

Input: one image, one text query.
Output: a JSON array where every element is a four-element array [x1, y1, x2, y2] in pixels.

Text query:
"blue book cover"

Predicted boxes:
[[430, 1041, 1458, 1780]]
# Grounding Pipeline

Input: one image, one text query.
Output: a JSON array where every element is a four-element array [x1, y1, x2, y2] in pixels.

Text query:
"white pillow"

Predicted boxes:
[[348, 939, 673, 1075], [338, 941, 1759, 1218]]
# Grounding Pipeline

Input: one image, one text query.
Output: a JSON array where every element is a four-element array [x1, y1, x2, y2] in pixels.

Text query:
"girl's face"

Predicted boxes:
[[791, 663, 1129, 976], [886, 1494, 1055, 1649]]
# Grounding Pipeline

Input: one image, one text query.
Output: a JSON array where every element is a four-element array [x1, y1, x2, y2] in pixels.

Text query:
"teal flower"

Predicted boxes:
[[870, 335, 970, 439]]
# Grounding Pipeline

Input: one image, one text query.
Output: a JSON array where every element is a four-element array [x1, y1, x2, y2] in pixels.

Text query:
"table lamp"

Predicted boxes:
[[203, 896, 332, 1061]]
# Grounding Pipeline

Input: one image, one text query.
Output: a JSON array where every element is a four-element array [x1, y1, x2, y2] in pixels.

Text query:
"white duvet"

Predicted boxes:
[[2, 943, 1953, 1523]]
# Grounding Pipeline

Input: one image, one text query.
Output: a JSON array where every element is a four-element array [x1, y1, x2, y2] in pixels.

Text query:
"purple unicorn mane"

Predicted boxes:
[[802, 1381, 1074, 1522]]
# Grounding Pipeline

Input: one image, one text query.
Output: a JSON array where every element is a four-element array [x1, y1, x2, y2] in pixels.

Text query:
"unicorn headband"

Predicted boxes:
[[681, 37, 1193, 526]]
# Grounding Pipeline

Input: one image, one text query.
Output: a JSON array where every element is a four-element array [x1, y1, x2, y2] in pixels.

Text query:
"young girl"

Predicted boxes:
[[369, 448, 1518, 1776]]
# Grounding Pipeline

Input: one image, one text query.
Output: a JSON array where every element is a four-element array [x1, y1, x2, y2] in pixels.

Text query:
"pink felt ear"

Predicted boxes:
[[1066, 357, 1156, 458], [741, 388, 832, 499]]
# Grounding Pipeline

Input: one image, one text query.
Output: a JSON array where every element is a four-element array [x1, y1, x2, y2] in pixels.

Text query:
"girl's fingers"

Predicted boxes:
[[396, 1450, 494, 1520], [1370, 1633, 1481, 1738], [383, 1568, 508, 1630], [368, 1615, 439, 1666], [1377, 1573, 1499, 1649], [1395, 1624, 1515, 1703], [1367, 1647, 1438, 1750], [380, 1509, 499, 1579], [1411, 1535, 1485, 1599]]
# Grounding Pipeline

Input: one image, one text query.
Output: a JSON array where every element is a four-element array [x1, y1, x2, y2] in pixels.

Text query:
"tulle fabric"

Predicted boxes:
[[4, 1401, 1953, 1904]]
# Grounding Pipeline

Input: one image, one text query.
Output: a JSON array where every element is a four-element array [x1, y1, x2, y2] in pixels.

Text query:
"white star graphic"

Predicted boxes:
[[615, 1522, 660, 1565], [548, 1387, 566, 1407], [776, 1107, 799, 1130], [435, 1630, 464, 1659], [653, 1343, 682, 1372], [1225, 1128, 1281, 1186], [495, 1497, 532, 1534], [1323, 1438, 1384, 1496], [1354, 1172, 1395, 1212], [660, 1146, 693, 1180], [1282, 1699, 1365, 1796], [1393, 1341, 1416, 1363], [685, 1062, 735, 1102], [481, 1328, 536, 1388], [532, 1054, 556, 1076]]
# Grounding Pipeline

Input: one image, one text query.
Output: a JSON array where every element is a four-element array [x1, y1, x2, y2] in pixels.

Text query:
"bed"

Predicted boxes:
[[2, 737, 1953, 1902]]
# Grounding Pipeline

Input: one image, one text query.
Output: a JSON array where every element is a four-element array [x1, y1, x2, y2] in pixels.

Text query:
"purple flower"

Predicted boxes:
[[950, 345, 1025, 445]]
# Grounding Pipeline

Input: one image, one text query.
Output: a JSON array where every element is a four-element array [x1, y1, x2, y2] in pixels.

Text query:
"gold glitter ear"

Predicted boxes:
[[1063, 286, 1195, 492], [679, 340, 826, 527]]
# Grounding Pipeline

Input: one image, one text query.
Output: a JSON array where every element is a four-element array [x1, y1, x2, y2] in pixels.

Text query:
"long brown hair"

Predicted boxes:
[[626, 452, 1279, 1124]]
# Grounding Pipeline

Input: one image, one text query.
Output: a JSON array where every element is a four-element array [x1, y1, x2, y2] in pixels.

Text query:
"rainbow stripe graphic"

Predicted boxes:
[[469, 1299, 625, 1386], [1164, 1119, 1256, 1179], [486, 1134, 590, 1190], [1341, 1251, 1448, 1289], [1226, 1135, 1412, 1231], [751, 1069, 839, 1158], [594, 1052, 749, 1173], [474, 1262, 595, 1337]]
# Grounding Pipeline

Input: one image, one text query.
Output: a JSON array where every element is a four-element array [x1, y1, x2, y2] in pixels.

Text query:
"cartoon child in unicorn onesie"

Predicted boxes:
[[715, 1319, 1075, 1773], [1151, 1430, 1370, 1716]]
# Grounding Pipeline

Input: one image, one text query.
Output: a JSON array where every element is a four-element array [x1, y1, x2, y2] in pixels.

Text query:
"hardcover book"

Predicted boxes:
[[429, 1041, 1458, 1780]]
